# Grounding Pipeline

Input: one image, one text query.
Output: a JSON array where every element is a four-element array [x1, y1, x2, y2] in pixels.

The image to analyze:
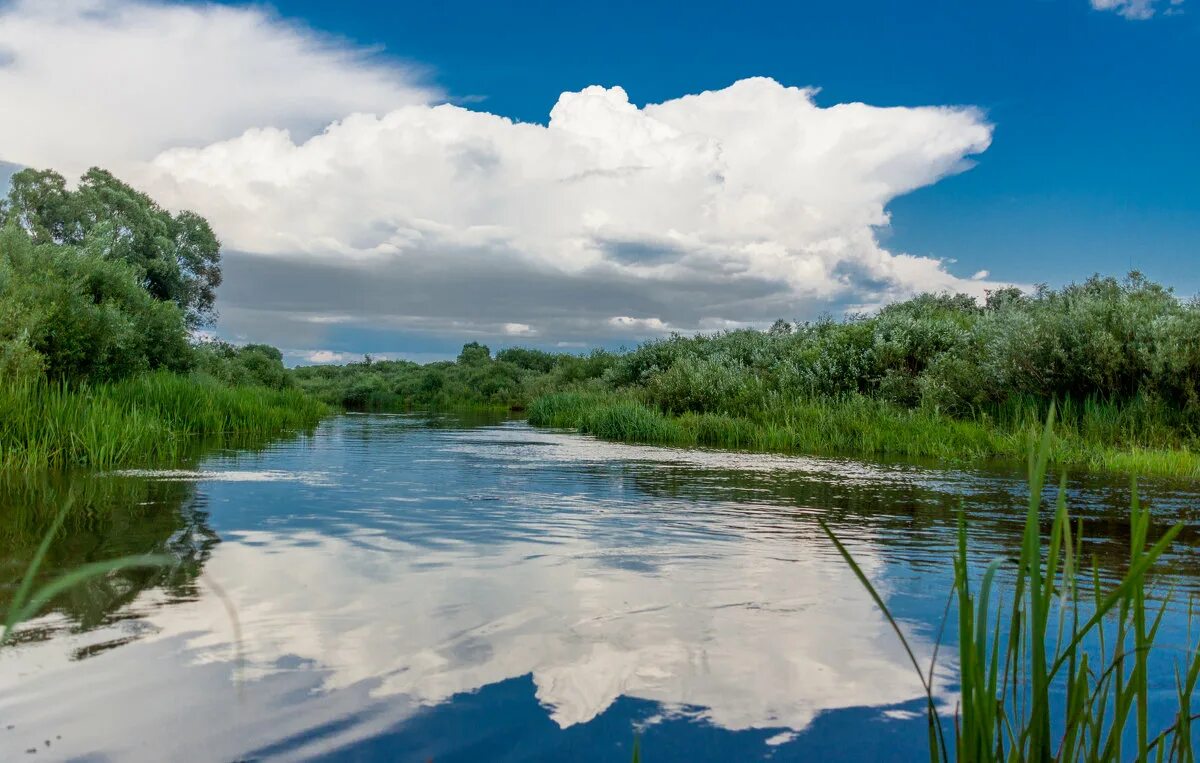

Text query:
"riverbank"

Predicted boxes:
[[527, 391, 1200, 478], [0, 372, 328, 470]]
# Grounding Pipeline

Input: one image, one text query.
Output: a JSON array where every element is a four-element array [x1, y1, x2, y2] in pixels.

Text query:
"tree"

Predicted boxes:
[[0, 225, 192, 382], [2, 167, 222, 328], [457, 342, 491, 365]]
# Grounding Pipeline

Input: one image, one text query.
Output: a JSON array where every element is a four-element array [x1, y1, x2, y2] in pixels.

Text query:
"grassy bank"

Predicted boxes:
[[0, 372, 328, 471], [528, 391, 1200, 478]]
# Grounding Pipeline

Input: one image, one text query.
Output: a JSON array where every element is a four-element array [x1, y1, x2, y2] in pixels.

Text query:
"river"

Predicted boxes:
[[1, 413, 1197, 761]]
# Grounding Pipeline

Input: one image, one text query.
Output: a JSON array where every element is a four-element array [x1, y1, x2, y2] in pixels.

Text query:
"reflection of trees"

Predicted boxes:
[[605, 459, 1200, 585], [0, 470, 218, 641]]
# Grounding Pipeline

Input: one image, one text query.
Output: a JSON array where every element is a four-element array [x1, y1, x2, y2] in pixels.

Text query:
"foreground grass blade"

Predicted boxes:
[[818, 519, 949, 762]]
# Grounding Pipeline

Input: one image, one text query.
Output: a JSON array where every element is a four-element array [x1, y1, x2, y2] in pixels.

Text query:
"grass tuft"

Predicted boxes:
[[820, 405, 1200, 761]]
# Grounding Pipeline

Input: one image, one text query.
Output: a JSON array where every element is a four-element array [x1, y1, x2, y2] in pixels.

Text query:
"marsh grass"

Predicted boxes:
[[0, 372, 328, 470], [529, 392, 1200, 478], [820, 406, 1200, 761]]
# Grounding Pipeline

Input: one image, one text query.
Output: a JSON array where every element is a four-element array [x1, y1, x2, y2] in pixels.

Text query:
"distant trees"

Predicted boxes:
[[293, 272, 1200, 439], [193, 341, 293, 390]]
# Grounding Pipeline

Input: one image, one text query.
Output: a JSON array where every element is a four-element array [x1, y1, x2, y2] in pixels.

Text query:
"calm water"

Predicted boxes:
[[1, 413, 1198, 761]]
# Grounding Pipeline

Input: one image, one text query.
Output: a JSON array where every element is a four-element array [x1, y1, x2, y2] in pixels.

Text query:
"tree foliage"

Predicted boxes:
[[0, 226, 192, 382], [1, 167, 221, 328]]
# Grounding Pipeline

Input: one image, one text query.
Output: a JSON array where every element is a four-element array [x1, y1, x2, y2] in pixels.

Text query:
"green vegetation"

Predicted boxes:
[[822, 410, 1200, 761], [297, 273, 1200, 477], [291, 342, 614, 411], [0, 167, 327, 471], [0, 372, 326, 470], [528, 391, 1200, 477]]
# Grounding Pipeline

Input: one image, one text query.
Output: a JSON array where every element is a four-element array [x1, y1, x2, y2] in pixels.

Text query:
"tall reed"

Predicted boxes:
[[820, 406, 1200, 761], [529, 391, 1200, 478], [0, 372, 328, 470]]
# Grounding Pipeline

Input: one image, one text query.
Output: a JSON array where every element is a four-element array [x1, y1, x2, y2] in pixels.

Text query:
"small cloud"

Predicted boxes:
[[882, 709, 922, 721], [608, 316, 670, 333], [1090, 0, 1179, 19], [306, 350, 354, 363], [971, 270, 990, 280], [304, 314, 355, 325], [502, 322, 535, 336]]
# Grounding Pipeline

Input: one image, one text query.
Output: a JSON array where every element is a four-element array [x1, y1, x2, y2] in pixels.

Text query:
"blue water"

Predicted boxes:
[[1, 414, 1197, 761]]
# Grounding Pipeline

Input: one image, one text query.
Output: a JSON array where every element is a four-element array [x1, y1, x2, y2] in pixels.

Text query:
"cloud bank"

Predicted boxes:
[[1, 0, 1005, 357]]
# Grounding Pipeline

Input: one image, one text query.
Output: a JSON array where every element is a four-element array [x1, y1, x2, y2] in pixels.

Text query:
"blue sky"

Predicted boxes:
[[272, 0, 1200, 293], [1, 0, 1196, 362]]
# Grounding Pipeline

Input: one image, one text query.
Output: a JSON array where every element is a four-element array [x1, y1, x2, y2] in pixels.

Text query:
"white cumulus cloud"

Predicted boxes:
[[141, 78, 999, 346]]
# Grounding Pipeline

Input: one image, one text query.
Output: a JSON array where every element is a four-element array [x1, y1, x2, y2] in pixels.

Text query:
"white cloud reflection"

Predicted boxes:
[[0, 520, 950, 760]]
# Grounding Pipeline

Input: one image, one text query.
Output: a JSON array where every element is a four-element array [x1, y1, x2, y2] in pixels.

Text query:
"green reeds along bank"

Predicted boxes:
[[821, 407, 1200, 762], [528, 391, 1200, 478], [0, 372, 328, 471]]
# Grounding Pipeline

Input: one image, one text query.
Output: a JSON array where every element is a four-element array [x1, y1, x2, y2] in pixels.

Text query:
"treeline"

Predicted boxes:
[[0, 167, 326, 469], [602, 275, 1200, 421], [296, 273, 1200, 475], [291, 342, 615, 411]]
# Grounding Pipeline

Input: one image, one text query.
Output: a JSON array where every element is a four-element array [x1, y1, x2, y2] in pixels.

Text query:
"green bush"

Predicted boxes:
[[292, 271, 1200, 474], [194, 341, 292, 390], [0, 226, 192, 383]]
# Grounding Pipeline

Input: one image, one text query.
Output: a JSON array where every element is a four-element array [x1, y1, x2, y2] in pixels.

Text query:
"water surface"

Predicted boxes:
[[1, 414, 1198, 761]]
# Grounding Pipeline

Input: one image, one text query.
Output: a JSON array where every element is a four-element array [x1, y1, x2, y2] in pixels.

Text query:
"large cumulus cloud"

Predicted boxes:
[[1, 0, 1004, 358], [146, 79, 998, 351]]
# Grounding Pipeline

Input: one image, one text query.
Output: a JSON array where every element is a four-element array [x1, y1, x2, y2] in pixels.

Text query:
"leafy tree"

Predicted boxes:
[[0, 225, 192, 382], [2, 167, 222, 328], [457, 342, 491, 365], [496, 346, 557, 373], [194, 341, 292, 390]]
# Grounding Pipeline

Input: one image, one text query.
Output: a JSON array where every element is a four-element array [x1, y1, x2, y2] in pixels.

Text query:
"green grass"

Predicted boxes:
[[821, 407, 1200, 761], [0, 371, 328, 470], [528, 391, 1200, 478]]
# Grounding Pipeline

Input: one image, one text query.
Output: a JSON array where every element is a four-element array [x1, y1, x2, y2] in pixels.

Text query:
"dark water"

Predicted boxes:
[[1, 413, 1198, 761]]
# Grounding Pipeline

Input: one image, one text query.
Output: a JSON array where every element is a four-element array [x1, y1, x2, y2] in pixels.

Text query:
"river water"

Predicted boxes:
[[1, 413, 1198, 761]]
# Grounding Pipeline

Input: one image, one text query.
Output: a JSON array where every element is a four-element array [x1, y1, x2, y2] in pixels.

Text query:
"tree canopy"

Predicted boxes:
[[0, 167, 221, 328]]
